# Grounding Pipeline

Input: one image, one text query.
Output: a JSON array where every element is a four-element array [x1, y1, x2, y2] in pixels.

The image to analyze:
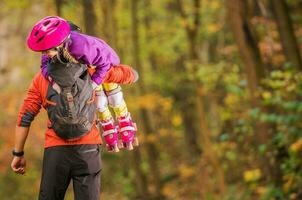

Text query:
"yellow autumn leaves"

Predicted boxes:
[[132, 93, 172, 112], [243, 169, 262, 183], [290, 139, 302, 153]]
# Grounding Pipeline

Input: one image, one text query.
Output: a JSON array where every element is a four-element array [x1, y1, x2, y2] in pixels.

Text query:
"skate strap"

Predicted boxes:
[[119, 126, 136, 132], [102, 129, 117, 137], [100, 120, 114, 126]]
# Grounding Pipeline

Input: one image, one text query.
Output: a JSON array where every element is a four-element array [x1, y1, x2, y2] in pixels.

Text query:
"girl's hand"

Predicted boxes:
[[11, 156, 26, 175]]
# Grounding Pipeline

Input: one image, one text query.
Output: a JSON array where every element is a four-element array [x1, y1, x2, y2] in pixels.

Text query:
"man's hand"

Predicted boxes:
[[11, 156, 26, 175], [12, 126, 30, 175]]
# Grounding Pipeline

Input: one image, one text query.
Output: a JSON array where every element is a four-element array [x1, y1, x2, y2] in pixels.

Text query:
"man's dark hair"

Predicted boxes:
[[67, 21, 81, 32]]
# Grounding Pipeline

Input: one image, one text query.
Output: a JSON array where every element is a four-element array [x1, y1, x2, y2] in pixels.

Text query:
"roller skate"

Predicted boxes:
[[117, 113, 138, 150], [100, 118, 119, 152]]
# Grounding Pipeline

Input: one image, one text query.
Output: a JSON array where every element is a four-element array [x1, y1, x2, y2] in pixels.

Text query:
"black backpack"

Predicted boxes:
[[46, 59, 96, 140]]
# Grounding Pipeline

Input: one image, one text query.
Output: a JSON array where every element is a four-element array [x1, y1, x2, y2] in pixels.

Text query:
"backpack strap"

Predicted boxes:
[[63, 87, 76, 119]]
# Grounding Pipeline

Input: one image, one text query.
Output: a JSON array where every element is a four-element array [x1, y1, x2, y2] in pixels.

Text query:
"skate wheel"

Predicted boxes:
[[106, 144, 112, 151], [113, 143, 119, 152], [133, 137, 139, 146], [106, 144, 119, 152], [126, 142, 134, 150], [118, 140, 124, 149]]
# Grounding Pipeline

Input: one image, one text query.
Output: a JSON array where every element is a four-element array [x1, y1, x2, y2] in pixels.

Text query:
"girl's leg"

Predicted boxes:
[[103, 83, 138, 150], [95, 85, 119, 152], [96, 85, 112, 120], [103, 83, 128, 117]]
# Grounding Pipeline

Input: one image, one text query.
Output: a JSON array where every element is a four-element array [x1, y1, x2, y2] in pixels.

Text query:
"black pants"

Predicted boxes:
[[38, 144, 102, 200]]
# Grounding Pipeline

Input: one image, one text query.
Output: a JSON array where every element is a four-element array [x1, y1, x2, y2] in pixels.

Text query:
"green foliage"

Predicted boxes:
[[248, 69, 302, 199], [1, 0, 30, 10], [0, 166, 41, 200], [1, 0, 302, 199]]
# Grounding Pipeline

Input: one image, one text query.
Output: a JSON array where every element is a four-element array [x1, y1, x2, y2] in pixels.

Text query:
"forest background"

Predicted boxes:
[[0, 0, 302, 199]]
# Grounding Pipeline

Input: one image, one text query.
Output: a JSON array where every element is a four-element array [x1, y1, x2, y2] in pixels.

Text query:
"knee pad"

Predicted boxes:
[[105, 86, 124, 108], [96, 90, 109, 112]]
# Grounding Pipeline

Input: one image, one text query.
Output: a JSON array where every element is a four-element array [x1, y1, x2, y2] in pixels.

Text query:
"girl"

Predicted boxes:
[[27, 16, 138, 151]]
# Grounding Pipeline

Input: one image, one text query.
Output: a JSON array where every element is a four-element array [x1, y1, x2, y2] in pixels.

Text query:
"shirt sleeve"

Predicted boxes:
[[17, 74, 43, 127], [69, 32, 120, 85]]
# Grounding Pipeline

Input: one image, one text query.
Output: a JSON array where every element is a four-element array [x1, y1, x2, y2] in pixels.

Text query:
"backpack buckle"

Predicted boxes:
[[66, 92, 73, 102]]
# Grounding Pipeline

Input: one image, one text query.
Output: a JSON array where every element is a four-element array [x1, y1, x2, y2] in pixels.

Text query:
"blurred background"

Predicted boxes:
[[1, 0, 302, 199]]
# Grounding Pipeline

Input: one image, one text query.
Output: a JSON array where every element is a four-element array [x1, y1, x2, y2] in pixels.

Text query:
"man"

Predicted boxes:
[[11, 16, 140, 199], [10, 61, 103, 199]]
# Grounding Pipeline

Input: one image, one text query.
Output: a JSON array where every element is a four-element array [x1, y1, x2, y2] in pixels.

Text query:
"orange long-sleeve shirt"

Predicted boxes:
[[17, 72, 102, 148]]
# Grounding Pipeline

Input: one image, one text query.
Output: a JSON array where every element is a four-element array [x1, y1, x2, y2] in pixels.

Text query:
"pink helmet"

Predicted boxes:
[[27, 16, 70, 51]]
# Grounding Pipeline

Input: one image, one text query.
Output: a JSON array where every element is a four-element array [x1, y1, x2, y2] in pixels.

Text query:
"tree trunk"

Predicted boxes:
[[100, 0, 118, 49], [226, 0, 265, 98], [141, 1, 167, 199], [173, 0, 202, 158], [143, 0, 159, 73], [197, 88, 226, 196], [175, 0, 200, 60], [175, 1, 226, 197], [226, 0, 273, 182], [131, 0, 162, 199], [54, 0, 64, 16], [132, 149, 149, 199], [81, 0, 97, 36], [270, 0, 302, 70], [226, 0, 265, 137]]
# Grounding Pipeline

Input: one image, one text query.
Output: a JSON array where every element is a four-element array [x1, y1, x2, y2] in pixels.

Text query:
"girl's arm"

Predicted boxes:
[[68, 32, 120, 86]]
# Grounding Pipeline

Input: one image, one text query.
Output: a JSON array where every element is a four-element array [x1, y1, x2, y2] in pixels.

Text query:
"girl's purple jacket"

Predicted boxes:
[[41, 31, 120, 85]]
